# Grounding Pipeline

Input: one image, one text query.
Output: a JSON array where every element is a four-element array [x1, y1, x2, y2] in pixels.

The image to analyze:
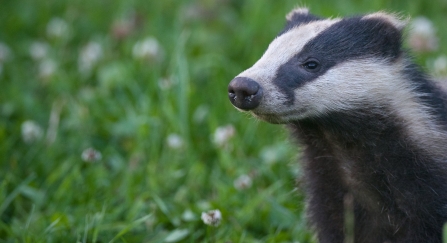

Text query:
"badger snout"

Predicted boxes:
[[228, 77, 263, 110]]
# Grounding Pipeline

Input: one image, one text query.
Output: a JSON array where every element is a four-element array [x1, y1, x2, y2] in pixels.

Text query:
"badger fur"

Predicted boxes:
[[228, 8, 447, 243]]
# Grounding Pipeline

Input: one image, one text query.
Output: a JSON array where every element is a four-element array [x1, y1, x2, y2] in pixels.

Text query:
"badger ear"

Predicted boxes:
[[358, 12, 406, 59], [280, 7, 322, 36], [285, 7, 322, 25], [362, 12, 408, 31], [286, 7, 311, 21]]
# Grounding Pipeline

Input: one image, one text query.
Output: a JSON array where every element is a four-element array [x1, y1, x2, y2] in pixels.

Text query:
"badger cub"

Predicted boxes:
[[228, 8, 447, 243]]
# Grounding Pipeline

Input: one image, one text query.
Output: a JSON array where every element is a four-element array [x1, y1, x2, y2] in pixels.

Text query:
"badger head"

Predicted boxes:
[[228, 8, 407, 124]]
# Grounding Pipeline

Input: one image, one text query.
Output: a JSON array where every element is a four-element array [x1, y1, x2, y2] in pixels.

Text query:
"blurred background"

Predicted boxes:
[[1, 0, 446, 242]]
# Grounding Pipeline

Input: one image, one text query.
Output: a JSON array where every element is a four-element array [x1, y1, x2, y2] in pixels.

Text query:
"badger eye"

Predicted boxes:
[[302, 59, 321, 72]]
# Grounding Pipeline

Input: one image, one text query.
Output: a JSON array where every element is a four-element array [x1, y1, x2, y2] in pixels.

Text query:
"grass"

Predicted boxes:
[[1, 0, 446, 242]]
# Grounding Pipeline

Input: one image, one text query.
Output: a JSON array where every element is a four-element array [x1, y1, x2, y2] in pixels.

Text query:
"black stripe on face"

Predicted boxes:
[[273, 16, 403, 104]]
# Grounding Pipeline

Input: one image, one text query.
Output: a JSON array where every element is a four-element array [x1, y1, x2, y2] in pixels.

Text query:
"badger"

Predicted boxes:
[[228, 8, 447, 243]]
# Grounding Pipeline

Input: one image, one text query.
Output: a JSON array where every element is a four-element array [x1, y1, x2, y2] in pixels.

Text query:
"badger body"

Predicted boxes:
[[228, 8, 447, 243]]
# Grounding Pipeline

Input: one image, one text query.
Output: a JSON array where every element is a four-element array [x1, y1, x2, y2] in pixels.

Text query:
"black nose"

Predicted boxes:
[[228, 77, 263, 110]]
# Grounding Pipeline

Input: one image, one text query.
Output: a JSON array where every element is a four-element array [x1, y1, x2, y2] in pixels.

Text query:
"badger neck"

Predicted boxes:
[[289, 100, 447, 166], [290, 107, 402, 152]]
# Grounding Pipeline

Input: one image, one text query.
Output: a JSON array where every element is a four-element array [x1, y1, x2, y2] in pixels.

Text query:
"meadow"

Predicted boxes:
[[1, 0, 446, 242]]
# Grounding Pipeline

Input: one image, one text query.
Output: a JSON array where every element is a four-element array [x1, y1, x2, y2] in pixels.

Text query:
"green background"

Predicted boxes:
[[1, 0, 446, 242]]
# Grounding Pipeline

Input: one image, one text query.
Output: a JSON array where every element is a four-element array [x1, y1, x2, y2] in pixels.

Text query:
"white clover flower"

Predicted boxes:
[[166, 133, 184, 149], [233, 174, 252, 190], [433, 55, 447, 77], [260, 146, 281, 164], [0, 42, 12, 63], [39, 59, 57, 79], [46, 17, 70, 40], [181, 209, 196, 222], [132, 37, 164, 62], [213, 125, 235, 147], [408, 17, 438, 53], [21, 120, 44, 144], [158, 77, 173, 90], [192, 105, 209, 124], [81, 147, 102, 162], [78, 41, 103, 75], [201, 209, 222, 227], [29, 41, 50, 61]]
